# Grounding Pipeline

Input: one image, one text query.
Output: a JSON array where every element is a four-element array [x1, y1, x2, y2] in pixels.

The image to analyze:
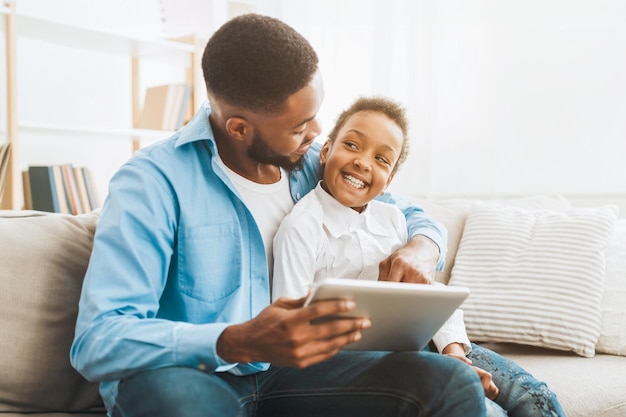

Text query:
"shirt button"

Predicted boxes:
[[296, 192, 301, 200], [198, 363, 207, 371]]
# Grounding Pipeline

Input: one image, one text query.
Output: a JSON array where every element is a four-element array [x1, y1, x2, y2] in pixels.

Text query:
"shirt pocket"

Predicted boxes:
[[177, 222, 242, 303]]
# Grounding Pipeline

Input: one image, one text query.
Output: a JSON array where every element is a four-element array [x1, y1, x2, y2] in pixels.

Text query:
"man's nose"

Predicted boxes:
[[305, 117, 322, 140]]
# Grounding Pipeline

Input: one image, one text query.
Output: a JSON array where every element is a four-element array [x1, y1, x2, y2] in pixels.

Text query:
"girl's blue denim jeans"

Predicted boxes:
[[468, 343, 566, 417]]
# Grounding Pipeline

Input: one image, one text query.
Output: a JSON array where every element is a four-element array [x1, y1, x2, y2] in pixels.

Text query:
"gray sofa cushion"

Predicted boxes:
[[0, 210, 105, 415]]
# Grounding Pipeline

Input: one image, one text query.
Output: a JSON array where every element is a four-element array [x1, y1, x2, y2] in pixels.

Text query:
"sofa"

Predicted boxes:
[[1, 194, 625, 417]]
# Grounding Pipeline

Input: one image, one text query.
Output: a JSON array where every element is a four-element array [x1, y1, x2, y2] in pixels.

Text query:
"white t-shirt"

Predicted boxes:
[[215, 157, 294, 279], [272, 182, 471, 353]]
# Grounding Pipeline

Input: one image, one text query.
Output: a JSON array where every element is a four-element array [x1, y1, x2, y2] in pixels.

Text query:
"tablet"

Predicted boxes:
[[304, 278, 470, 351]]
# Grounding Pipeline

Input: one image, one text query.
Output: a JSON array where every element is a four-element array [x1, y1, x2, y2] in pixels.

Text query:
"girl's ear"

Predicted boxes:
[[381, 173, 395, 195], [225, 117, 250, 141], [320, 141, 331, 166]]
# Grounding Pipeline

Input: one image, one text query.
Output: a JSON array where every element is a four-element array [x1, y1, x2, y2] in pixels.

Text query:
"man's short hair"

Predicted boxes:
[[202, 14, 319, 113]]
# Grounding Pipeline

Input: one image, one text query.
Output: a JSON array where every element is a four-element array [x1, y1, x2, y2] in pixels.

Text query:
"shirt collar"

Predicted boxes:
[[313, 183, 396, 239], [174, 101, 217, 153]]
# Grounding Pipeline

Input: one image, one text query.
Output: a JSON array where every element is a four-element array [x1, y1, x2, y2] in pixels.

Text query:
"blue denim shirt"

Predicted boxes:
[[70, 102, 447, 412]]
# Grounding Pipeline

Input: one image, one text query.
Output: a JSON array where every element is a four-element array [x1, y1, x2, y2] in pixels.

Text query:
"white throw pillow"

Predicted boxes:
[[413, 194, 571, 285], [596, 218, 626, 355], [449, 204, 618, 357]]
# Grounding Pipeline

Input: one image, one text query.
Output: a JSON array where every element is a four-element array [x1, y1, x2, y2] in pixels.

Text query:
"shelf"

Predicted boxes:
[[19, 122, 175, 140], [1, 4, 198, 210], [15, 12, 195, 59]]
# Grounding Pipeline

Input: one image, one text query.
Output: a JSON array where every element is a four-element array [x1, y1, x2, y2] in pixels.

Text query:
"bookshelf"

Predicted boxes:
[[0, 1, 200, 210], [1, 1, 18, 210], [19, 121, 176, 141]]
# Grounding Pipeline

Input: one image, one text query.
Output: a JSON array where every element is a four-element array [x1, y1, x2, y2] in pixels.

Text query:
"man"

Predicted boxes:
[[70, 13, 485, 417]]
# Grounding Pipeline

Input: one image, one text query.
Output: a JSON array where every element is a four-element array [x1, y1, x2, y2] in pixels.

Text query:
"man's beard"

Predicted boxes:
[[246, 131, 304, 171]]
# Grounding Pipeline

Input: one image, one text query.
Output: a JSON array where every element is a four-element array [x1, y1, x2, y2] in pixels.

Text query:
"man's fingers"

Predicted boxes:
[[273, 294, 310, 309], [378, 257, 391, 281], [293, 298, 372, 340], [299, 298, 356, 321], [377, 235, 439, 283], [378, 254, 432, 283], [378, 256, 403, 282], [278, 321, 368, 368], [286, 332, 359, 368]]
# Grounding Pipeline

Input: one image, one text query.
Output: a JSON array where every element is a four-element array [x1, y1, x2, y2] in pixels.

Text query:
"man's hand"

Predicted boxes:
[[378, 235, 439, 283], [443, 343, 499, 400], [216, 295, 371, 369]]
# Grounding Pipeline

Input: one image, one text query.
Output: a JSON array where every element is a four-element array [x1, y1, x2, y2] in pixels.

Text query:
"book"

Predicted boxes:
[[52, 165, 70, 214], [0, 143, 9, 172], [73, 165, 91, 212], [138, 84, 170, 130], [61, 164, 83, 215], [0, 143, 10, 201], [138, 84, 193, 131], [174, 84, 193, 129], [28, 166, 59, 213], [25, 164, 99, 213], [81, 167, 100, 210], [162, 84, 182, 131], [21, 170, 32, 210]]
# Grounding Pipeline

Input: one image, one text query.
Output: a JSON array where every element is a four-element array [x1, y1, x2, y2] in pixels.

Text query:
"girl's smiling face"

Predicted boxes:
[[319, 111, 404, 212]]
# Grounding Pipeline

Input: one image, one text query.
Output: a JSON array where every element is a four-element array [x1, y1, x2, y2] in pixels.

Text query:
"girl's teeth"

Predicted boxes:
[[344, 174, 365, 188]]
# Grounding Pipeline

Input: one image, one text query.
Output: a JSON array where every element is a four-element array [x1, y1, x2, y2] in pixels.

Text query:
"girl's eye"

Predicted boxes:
[[345, 142, 357, 149], [376, 156, 391, 165]]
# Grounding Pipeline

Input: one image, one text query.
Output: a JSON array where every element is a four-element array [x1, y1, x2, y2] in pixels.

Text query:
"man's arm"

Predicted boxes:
[[70, 163, 236, 381], [376, 192, 448, 283]]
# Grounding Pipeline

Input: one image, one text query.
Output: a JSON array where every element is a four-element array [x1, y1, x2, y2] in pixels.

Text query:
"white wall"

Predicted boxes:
[[411, 1, 626, 202], [253, 0, 626, 212], [5, 0, 626, 212]]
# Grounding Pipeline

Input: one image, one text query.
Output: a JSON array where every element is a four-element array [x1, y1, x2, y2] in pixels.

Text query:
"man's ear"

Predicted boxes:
[[319, 141, 331, 166], [225, 117, 250, 141]]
